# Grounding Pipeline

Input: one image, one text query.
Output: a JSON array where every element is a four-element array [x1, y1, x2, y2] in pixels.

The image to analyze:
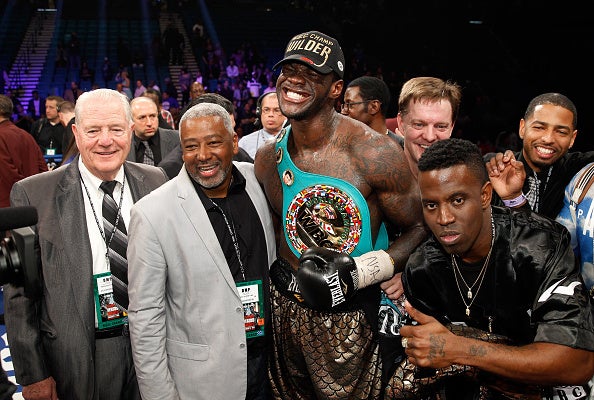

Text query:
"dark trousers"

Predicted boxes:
[[93, 335, 140, 400]]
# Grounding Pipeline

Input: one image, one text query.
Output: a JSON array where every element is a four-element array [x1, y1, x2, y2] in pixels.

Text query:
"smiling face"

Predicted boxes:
[[418, 164, 493, 262], [519, 103, 577, 172], [275, 62, 339, 121], [398, 99, 454, 171], [72, 99, 133, 181], [181, 115, 238, 198]]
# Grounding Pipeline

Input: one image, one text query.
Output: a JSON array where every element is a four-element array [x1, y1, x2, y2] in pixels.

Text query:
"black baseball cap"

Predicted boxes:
[[273, 31, 345, 79]]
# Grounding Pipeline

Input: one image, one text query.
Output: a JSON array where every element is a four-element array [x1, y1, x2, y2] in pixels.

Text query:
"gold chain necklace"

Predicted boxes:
[[451, 215, 495, 317]]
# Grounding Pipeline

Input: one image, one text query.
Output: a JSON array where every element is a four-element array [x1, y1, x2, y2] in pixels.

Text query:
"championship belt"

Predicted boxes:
[[275, 126, 388, 259]]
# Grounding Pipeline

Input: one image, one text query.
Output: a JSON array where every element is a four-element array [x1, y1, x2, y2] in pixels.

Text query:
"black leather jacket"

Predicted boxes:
[[404, 205, 594, 349]]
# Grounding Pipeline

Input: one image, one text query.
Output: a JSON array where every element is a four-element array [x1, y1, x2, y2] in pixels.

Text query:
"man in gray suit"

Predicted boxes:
[[4, 89, 168, 399], [127, 96, 179, 166], [127, 102, 275, 399]]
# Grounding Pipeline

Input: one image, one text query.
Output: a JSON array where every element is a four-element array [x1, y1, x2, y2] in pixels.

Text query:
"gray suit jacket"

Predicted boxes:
[[127, 162, 275, 400], [127, 128, 180, 164], [4, 156, 167, 399]]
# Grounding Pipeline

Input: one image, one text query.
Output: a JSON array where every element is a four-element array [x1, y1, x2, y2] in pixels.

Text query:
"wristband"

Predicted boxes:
[[502, 193, 526, 208], [354, 250, 394, 288]]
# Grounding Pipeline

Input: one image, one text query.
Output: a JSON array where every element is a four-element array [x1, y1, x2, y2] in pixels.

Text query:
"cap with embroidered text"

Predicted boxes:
[[273, 31, 345, 79]]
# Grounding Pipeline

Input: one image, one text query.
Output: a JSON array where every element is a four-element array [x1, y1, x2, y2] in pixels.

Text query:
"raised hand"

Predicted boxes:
[[485, 150, 527, 202]]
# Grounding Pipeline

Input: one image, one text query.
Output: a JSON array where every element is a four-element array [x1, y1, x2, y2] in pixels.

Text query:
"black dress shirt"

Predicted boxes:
[[133, 131, 162, 165]]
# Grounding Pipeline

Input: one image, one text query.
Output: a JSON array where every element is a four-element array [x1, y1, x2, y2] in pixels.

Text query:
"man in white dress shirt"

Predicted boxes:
[[239, 92, 286, 159]]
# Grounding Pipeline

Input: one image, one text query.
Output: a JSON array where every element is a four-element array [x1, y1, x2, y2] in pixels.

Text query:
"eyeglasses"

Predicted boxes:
[[340, 100, 373, 111]]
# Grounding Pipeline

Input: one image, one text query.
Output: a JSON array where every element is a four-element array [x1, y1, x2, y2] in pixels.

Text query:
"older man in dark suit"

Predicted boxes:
[[4, 89, 168, 399]]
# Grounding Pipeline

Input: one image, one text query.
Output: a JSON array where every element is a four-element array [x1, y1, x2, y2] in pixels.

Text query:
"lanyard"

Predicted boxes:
[[210, 199, 246, 281], [80, 173, 126, 266]]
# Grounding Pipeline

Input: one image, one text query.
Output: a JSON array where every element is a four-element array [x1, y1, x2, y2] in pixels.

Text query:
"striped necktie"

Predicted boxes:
[[141, 140, 154, 165], [100, 180, 129, 311]]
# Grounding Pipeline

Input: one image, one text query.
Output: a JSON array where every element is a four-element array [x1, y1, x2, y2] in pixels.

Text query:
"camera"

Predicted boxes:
[[0, 206, 41, 298]]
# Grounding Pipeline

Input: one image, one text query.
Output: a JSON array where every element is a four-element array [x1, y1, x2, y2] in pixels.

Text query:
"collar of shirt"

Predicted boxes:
[[133, 131, 159, 150], [192, 165, 247, 209], [78, 156, 126, 191]]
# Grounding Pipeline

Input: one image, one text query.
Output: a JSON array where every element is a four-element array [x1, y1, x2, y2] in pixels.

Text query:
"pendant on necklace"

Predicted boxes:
[[467, 290, 472, 299], [466, 307, 470, 317]]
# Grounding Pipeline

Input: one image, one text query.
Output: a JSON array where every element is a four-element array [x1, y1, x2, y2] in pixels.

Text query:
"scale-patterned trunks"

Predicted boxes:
[[268, 284, 383, 399]]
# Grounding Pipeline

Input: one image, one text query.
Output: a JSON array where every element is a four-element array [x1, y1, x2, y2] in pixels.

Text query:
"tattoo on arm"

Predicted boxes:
[[469, 344, 487, 357], [427, 334, 446, 361]]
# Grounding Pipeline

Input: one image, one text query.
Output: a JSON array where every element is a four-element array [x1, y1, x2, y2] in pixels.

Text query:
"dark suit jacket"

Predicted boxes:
[[4, 157, 167, 399], [26, 96, 45, 119], [126, 128, 180, 165]]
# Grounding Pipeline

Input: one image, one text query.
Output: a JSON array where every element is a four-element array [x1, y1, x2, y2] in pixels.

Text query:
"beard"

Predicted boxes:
[[187, 162, 230, 190]]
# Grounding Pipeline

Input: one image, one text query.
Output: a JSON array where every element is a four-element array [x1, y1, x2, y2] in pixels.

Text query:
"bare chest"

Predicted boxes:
[[290, 148, 367, 193]]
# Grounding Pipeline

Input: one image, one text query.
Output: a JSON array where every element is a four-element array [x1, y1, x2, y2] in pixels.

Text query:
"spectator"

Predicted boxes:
[[127, 102, 275, 399], [238, 92, 286, 159], [63, 81, 84, 103], [26, 89, 45, 121], [194, 68, 204, 85], [148, 80, 160, 92], [4, 89, 168, 399], [0, 94, 47, 208], [556, 162, 594, 396], [114, 69, 132, 99], [127, 96, 179, 166], [225, 58, 239, 83], [247, 72, 261, 98], [397, 77, 462, 180], [178, 67, 192, 107], [163, 76, 177, 101], [341, 75, 399, 142], [161, 90, 179, 113], [133, 79, 147, 98], [237, 100, 257, 137], [30, 95, 66, 157], [142, 88, 175, 130], [5, 89, 21, 112], [262, 79, 276, 95], [218, 80, 234, 103], [158, 93, 253, 180], [556, 162, 594, 293], [395, 138, 594, 398], [485, 92, 594, 219], [13, 102, 33, 133], [189, 81, 205, 102], [56, 100, 78, 165]]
